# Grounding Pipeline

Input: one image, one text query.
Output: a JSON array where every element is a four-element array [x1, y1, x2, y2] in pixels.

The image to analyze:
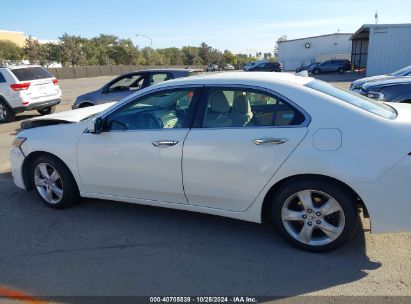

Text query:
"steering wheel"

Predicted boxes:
[[138, 112, 163, 129]]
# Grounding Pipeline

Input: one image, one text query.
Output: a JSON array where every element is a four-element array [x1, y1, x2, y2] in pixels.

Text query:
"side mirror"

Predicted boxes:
[[87, 117, 103, 134]]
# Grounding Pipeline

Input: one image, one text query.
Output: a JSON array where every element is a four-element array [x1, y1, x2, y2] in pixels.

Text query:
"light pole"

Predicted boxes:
[[136, 34, 153, 48]]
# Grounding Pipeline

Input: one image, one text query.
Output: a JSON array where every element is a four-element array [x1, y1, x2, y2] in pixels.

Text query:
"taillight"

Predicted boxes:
[[52, 79, 59, 85], [10, 82, 30, 91]]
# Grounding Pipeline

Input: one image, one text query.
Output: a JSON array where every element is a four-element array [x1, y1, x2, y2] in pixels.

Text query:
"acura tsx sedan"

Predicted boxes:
[[10, 72, 411, 252]]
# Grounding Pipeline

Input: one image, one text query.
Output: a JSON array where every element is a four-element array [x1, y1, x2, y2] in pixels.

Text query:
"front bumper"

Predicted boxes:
[[10, 146, 26, 190], [14, 98, 61, 114]]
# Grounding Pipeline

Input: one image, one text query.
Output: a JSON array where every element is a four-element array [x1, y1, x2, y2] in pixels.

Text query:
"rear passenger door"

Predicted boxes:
[[182, 86, 310, 211]]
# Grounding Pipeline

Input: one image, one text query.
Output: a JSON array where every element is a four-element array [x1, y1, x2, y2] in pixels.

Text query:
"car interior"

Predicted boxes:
[[203, 89, 305, 128]]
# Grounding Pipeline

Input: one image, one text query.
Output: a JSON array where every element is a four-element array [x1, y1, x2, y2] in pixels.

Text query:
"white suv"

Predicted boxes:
[[0, 65, 62, 123]]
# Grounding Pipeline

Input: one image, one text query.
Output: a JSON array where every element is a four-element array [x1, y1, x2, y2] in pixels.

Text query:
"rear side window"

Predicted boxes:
[[0, 72, 6, 83], [202, 88, 306, 128], [305, 80, 397, 119], [11, 67, 53, 81]]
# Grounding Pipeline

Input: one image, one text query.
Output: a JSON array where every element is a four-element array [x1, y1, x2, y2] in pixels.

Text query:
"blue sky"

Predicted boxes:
[[1, 0, 410, 53]]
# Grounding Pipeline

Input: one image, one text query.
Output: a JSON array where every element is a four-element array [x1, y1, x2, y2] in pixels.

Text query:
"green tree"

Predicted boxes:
[[59, 33, 87, 66], [0, 40, 22, 63]]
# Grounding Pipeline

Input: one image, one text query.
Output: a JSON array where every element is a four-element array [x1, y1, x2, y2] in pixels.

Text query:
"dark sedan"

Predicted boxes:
[[350, 65, 411, 91], [72, 69, 203, 109], [357, 77, 411, 103], [296, 62, 320, 73], [245, 62, 283, 72]]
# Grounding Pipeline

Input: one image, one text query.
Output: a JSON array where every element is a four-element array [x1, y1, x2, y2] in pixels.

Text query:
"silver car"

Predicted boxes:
[[72, 69, 203, 109]]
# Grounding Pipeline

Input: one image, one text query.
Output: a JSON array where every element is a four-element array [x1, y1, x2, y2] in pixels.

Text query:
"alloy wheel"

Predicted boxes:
[[34, 163, 64, 204], [281, 190, 345, 246], [0, 104, 7, 121]]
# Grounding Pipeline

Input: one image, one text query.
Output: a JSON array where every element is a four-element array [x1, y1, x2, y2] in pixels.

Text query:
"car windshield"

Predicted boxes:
[[305, 80, 397, 120], [391, 65, 411, 77]]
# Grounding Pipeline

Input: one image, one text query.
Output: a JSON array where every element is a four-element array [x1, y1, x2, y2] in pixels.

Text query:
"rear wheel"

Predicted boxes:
[[338, 67, 346, 74], [0, 99, 15, 123], [37, 106, 56, 115], [31, 155, 80, 209], [270, 180, 358, 252]]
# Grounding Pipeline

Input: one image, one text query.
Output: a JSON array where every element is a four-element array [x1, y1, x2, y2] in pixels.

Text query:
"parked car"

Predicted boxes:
[[11, 72, 411, 252], [0, 65, 61, 123], [206, 64, 221, 72], [352, 77, 411, 103], [223, 64, 235, 70], [72, 69, 203, 109], [244, 62, 283, 72], [296, 62, 320, 73], [243, 60, 268, 71], [350, 65, 411, 91], [309, 59, 351, 75]]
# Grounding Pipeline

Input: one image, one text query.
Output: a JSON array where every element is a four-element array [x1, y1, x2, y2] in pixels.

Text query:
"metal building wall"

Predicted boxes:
[[367, 25, 411, 76], [278, 34, 352, 71]]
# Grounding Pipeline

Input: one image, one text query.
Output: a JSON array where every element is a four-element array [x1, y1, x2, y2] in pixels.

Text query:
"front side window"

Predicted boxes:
[[202, 88, 306, 128], [305, 80, 397, 119], [105, 89, 196, 131], [107, 74, 145, 93]]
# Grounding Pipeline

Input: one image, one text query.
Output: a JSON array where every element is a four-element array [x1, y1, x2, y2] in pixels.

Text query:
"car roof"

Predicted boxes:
[[0, 65, 43, 70], [136, 68, 202, 73], [152, 71, 313, 88]]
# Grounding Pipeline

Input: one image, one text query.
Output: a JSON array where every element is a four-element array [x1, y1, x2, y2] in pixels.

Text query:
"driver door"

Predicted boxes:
[[77, 86, 201, 205]]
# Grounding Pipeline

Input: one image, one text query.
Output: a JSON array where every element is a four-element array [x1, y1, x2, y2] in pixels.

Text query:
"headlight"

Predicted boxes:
[[12, 137, 27, 148], [366, 91, 385, 100]]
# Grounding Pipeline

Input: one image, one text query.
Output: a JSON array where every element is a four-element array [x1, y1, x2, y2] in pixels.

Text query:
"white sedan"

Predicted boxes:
[[10, 72, 411, 252]]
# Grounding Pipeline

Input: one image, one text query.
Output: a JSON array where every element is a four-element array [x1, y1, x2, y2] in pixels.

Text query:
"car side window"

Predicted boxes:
[[107, 74, 145, 93], [149, 73, 172, 86], [105, 89, 196, 131], [202, 88, 305, 128], [0, 72, 6, 83]]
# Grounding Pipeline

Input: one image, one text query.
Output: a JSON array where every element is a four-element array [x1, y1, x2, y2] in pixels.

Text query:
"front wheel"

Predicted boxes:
[[38, 105, 56, 115], [31, 155, 80, 209], [271, 180, 358, 252], [312, 68, 320, 75]]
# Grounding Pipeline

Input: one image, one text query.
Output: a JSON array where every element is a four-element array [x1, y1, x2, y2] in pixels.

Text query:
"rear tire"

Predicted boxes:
[[270, 180, 358, 252], [338, 67, 346, 74], [38, 106, 56, 115], [31, 154, 80, 209], [0, 99, 15, 123]]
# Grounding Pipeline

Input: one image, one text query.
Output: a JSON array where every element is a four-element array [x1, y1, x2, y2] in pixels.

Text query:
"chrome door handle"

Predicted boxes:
[[152, 140, 179, 147], [253, 138, 288, 145]]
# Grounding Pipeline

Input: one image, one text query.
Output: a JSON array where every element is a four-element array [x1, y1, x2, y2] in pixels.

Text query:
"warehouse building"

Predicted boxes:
[[277, 33, 352, 71], [351, 23, 411, 76], [0, 30, 25, 47]]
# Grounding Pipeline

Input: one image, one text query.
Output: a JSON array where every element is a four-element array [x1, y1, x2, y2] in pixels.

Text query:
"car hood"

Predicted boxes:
[[389, 103, 411, 122], [21, 102, 116, 129], [362, 77, 411, 90], [351, 75, 395, 88]]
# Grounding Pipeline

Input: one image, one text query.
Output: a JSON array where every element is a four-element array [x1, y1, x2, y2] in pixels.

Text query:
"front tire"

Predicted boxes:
[[270, 180, 358, 252], [38, 106, 56, 115], [312, 68, 320, 75], [31, 155, 80, 209], [0, 99, 15, 123]]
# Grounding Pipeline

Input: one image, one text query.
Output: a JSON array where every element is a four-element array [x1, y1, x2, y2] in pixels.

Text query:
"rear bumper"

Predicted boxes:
[[14, 98, 61, 113], [352, 155, 411, 233]]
